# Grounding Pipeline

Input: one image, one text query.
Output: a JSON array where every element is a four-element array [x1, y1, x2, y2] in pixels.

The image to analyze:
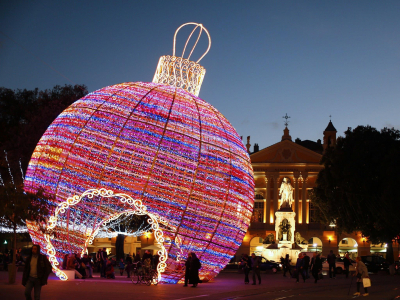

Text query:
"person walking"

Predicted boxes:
[[125, 254, 133, 278], [142, 250, 153, 274], [311, 253, 322, 283], [95, 249, 102, 273], [22, 244, 52, 300], [118, 258, 125, 276], [189, 252, 201, 287], [81, 254, 93, 278], [100, 248, 108, 278], [153, 253, 160, 270], [183, 253, 192, 287], [241, 254, 251, 284], [302, 253, 310, 279], [353, 256, 369, 296], [283, 254, 292, 277], [250, 253, 261, 285], [61, 254, 69, 270], [66, 254, 83, 279], [295, 253, 305, 283], [134, 252, 141, 263], [327, 250, 336, 279], [344, 253, 352, 279], [105, 259, 115, 279]]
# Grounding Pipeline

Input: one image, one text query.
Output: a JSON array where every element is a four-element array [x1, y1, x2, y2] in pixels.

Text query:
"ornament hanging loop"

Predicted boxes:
[[173, 23, 211, 63]]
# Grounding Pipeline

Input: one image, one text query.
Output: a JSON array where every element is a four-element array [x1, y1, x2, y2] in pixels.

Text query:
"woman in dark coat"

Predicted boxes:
[[189, 252, 201, 287], [183, 253, 192, 287]]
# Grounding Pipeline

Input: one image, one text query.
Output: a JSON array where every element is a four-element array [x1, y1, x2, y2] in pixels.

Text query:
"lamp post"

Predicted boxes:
[[145, 232, 150, 244]]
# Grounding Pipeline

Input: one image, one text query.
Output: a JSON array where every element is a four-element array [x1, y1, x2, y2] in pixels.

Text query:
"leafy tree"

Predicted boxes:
[[0, 158, 51, 284], [0, 84, 87, 172], [0, 84, 86, 282], [311, 126, 400, 264]]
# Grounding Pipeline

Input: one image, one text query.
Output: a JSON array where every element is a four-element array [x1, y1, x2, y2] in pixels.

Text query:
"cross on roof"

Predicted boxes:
[[282, 113, 290, 127]]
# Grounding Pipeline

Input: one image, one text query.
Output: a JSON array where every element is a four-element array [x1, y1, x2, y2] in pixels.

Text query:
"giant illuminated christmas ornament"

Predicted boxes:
[[25, 23, 254, 283]]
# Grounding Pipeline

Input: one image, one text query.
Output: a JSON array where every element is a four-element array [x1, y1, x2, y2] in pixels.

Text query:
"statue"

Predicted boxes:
[[278, 219, 292, 241], [279, 177, 293, 209], [263, 233, 275, 244], [294, 232, 307, 244]]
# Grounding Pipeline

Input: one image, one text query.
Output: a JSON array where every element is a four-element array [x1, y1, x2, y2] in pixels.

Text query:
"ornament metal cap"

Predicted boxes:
[[152, 23, 211, 96]]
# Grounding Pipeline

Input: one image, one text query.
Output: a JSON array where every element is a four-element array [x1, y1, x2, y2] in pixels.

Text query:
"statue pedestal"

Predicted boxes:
[[275, 210, 296, 244], [259, 210, 308, 264]]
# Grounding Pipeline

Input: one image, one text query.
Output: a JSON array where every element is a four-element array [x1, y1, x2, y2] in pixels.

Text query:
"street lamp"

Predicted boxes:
[[145, 232, 150, 243]]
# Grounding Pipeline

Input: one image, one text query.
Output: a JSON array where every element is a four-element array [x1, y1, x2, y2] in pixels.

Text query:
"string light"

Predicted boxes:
[[24, 22, 254, 284], [94, 214, 151, 238], [19, 159, 25, 184], [25, 82, 254, 283], [4, 150, 16, 189]]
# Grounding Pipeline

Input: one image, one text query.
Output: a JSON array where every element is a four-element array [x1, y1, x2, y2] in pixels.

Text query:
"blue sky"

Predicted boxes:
[[1, 1, 400, 150]]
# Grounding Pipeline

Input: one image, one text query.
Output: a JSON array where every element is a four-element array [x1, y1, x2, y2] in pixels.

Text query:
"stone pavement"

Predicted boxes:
[[0, 270, 399, 300]]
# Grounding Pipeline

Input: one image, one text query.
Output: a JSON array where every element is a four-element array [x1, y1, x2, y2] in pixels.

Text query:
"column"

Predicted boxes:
[[273, 175, 279, 222], [294, 172, 300, 223], [264, 177, 270, 223], [301, 172, 308, 224]]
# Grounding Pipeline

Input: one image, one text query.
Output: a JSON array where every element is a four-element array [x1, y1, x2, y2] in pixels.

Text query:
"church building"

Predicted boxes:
[[236, 120, 397, 261]]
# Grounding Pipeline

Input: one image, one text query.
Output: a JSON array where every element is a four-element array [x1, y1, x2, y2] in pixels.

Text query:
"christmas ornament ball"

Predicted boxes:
[[25, 81, 254, 283]]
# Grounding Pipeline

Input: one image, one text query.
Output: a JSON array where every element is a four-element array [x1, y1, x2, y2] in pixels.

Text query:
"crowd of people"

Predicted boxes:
[[240, 251, 370, 296], [59, 248, 162, 280], [16, 244, 374, 299], [1, 247, 26, 271]]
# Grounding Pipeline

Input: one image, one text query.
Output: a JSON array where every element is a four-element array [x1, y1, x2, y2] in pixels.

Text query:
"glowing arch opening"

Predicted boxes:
[[29, 188, 168, 281]]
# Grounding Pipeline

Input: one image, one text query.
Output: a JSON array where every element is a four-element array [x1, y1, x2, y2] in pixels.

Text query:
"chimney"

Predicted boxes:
[[254, 143, 259, 153]]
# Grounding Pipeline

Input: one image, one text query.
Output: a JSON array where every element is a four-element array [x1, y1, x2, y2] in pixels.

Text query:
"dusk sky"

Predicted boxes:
[[1, 1, 400, 150]]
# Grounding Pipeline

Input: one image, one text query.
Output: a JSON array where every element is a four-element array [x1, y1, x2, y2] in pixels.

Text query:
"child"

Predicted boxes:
[[106, 260, 115, 279], [118, 258, 125, 276]]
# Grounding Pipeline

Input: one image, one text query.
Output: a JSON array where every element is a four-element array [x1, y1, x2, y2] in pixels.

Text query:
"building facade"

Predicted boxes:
[[236, 122, 399, 261]]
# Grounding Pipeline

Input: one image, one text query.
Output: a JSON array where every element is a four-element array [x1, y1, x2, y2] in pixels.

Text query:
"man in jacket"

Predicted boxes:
[[311, 253, 323, 283], [99, 248, 108, 278], [295, 253, 306, 283], [343, 253, 352, 278], [327, 250, 336, 278], [251, 253, 261, 285], [22, 245, 52, 300], [302, 253, 310, 279]]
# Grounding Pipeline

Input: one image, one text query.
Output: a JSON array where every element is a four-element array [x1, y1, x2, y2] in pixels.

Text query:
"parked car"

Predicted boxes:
[[260, 257, 282, 272], [322, 256, 355, 274], [361, 255, 389, 273]]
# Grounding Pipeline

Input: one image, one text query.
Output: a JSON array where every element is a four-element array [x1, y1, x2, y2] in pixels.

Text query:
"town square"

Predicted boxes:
[[0, 1, 399, 299]]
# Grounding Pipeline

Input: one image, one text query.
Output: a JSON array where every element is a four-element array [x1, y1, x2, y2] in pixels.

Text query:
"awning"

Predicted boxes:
[[141, 245, 161, 250], [88, 244, 115, 248]]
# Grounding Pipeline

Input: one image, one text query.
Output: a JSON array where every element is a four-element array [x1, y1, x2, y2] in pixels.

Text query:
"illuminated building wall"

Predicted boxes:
[[25, 81, 254, 283]]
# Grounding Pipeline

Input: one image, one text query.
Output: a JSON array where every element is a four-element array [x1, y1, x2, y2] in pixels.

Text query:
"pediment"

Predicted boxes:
[[250, 140, 322, 163]]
